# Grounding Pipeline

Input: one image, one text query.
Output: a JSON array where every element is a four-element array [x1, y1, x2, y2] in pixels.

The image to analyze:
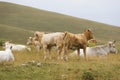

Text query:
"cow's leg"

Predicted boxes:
[[43, 45, 47, 61], [83, 46, 87, 61], [36, 45, 40, 52], [77, 48, 80, 60], [48, 48, 52, 60], [57, 48, 62, 60], [64, 46, 69, 61]]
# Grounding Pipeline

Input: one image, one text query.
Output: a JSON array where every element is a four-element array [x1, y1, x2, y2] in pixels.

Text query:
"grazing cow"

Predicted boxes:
[[40, 32, 65, 61], [0, 43, 14, 64], [70, 41, 117, 57], [27, 37, 41, 52], [4, 41, 31, 51], [87, 39, 97, 47], [88, 39, 97, 44], [63, 29, 94, 60]]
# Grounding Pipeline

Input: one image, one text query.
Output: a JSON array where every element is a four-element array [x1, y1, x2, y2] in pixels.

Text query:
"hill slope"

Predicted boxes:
[[0, 2, 120, 43]]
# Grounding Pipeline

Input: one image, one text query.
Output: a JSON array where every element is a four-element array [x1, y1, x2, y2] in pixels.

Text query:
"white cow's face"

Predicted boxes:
[[108, 41, 117, 54], [27, 37, 33, 45], [4, 41, 13, 49]]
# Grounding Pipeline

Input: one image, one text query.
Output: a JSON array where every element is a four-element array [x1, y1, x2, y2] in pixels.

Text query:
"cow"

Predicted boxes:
[[70, 41, 117, 57], [27, 37, 41, 52], [0, 43, 14, 64], [37, 32, 65, 61], [4, 41, 31, 51], [63, 29, 94, 61]]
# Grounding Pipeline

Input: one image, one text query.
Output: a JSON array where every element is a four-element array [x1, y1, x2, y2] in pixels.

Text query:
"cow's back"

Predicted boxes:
[[41, 32, 64, 45]]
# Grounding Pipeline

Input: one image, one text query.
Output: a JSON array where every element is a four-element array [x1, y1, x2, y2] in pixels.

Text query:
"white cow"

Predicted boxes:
[[0, 43, 14, 64], [70, 41, 117, 57], [40, 32, 65, 61], [4, 41, 31, 51]]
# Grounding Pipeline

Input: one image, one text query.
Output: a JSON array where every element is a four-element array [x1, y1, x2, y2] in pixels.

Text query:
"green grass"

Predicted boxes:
[[0, 46, 120, 80], [0, 2, 120, 44]]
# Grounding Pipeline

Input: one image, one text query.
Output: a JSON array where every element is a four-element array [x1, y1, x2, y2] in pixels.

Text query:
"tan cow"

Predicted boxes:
[[27, 37, 41, 52], [63, 29, 94, 61]]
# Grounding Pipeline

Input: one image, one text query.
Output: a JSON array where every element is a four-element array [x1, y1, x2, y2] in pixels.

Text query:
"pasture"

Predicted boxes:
[[0, 46, 120, 80], [0, 2, 120, 80]]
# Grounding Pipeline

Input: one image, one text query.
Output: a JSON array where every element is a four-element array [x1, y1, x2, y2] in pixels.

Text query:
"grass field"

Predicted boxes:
[[0, 2, 120, 80], [0, 46, 120, 80]]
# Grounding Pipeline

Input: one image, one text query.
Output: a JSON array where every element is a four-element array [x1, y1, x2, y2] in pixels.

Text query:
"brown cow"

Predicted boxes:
[[63, 29, 94, 61]]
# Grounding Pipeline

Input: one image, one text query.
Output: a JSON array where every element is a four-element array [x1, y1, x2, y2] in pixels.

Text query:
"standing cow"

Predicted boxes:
[[63, 29, 94, 61], [35, 32, 65, 61]]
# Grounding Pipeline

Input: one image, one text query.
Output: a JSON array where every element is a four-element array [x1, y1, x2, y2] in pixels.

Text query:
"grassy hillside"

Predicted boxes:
[[0, 47, 120, 80], [0, 2, 120, 44], [0, 24, 33, 44]]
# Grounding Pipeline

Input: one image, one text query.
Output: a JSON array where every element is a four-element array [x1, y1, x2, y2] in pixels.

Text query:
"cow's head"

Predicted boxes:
[[27, 37, 33, 45], [84, 29, 94, 40], [108, 41, 117, 54]]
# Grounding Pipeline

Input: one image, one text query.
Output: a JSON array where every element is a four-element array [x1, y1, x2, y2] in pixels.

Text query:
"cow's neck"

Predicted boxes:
[[83, 32, 90, 41]]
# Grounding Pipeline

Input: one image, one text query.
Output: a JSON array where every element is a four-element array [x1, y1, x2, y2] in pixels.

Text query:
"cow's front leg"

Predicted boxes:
[[43, 45, 47, 61], [77, 48, 80, 60]]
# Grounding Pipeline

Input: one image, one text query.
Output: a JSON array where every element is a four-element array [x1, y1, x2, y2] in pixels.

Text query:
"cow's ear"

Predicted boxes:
[[87, 29, 92, 32], [35, 34, 39, 38], [64, 31, 68, 34], [10, 46, 12, 49], [84, 29, 91, 32], [63, 31, 68, 39]]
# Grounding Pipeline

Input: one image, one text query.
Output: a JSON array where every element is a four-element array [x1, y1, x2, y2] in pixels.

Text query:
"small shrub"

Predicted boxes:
[[0, 39, 5, 46], [81, 71, 94, 80]]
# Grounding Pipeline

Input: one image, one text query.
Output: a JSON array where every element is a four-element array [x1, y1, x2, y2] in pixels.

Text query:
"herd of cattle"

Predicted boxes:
[[0, 29, 118, 64]]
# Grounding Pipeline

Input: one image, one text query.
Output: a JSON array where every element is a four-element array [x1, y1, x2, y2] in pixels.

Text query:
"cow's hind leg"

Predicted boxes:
[[48, 48, 52, 60], [63, 47, 69, 61]]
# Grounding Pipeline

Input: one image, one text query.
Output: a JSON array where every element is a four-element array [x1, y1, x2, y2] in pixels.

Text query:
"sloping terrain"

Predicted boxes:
[[0, 2, 120, 43]]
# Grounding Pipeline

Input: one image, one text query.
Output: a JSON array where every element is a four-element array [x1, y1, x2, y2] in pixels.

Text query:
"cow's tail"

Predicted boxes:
[[63, 31, 68, 40]]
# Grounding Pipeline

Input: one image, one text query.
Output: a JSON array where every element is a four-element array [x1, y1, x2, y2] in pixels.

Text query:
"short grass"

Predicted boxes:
[[0, 46, 120, 80]]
